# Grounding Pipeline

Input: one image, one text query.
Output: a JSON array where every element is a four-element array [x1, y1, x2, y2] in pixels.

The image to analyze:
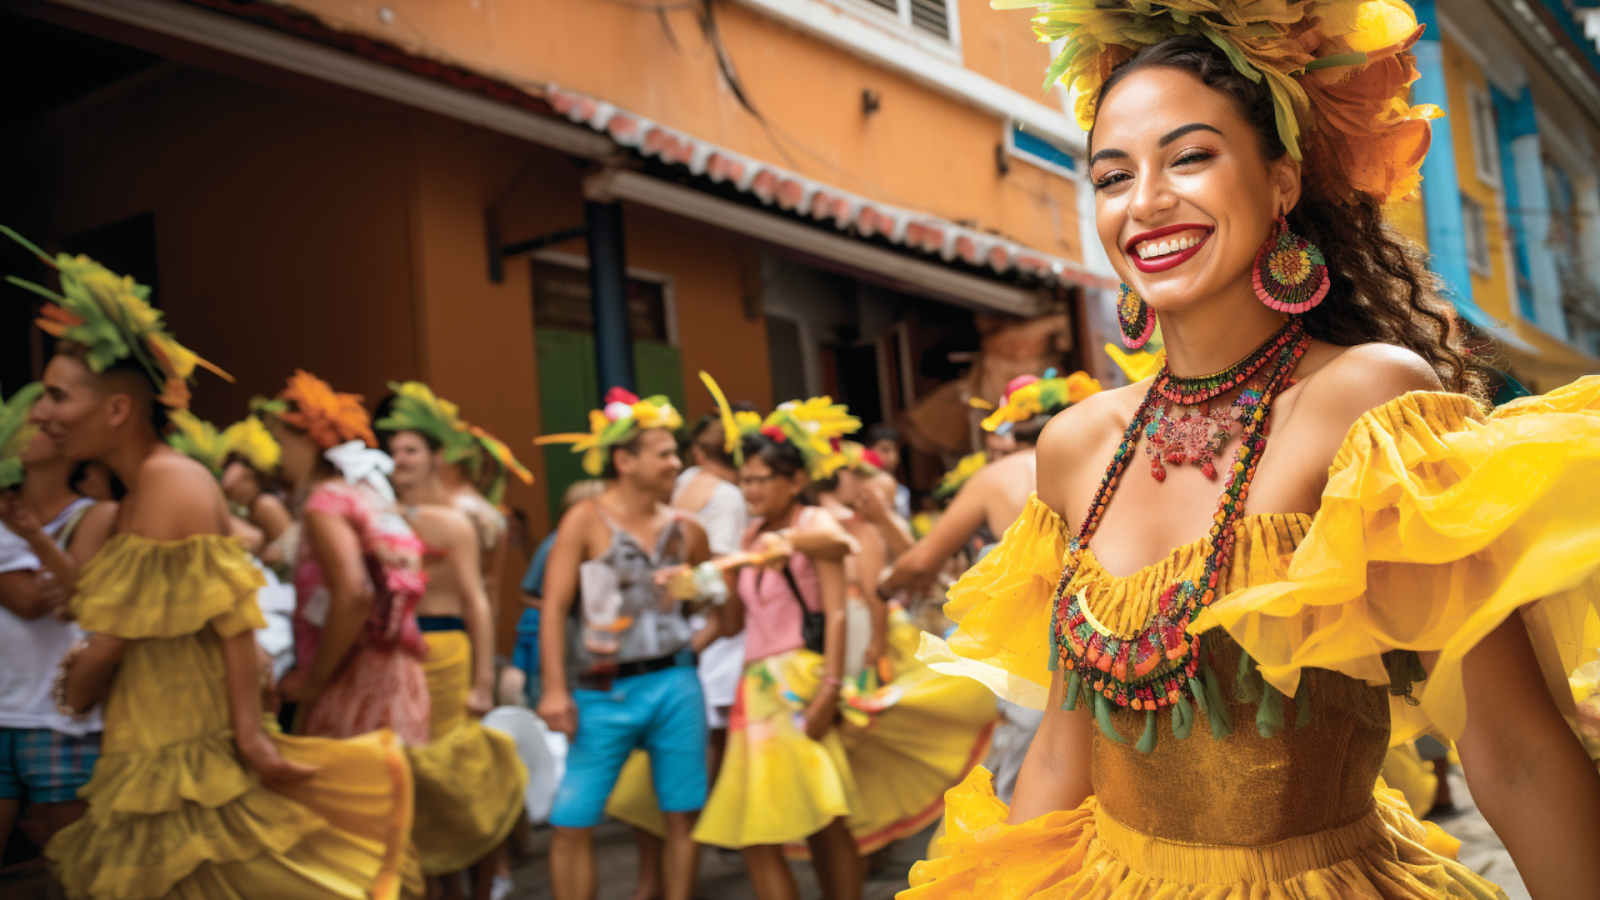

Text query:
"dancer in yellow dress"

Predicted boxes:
[[903, 7, 1600, 898], [377, 383, 529, 896], [4, 229, 418, 899]]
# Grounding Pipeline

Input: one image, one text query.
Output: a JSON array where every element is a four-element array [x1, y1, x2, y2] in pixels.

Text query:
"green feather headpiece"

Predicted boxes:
[[0, 383, 44, 490], [165, 409, 228, 479], [3, 225, 231, 409], [375, 381, 478, 463]]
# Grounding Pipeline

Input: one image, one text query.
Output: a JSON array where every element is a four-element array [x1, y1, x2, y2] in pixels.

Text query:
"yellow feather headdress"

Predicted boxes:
[[998, 0, 1439, 203], [698, 371, 861, 480], [536, 386, 684, 477], [221, 416, 282, 476], [975, 369, 1102, 433]]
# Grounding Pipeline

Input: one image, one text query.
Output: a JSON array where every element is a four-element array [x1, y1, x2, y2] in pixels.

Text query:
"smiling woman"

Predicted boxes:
[[899, 5, 1600, 900]]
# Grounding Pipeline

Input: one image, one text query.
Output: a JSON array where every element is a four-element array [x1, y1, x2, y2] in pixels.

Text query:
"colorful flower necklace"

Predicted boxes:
[[1145, 319, 1301, 480], [1049, 325, 1309, 752]]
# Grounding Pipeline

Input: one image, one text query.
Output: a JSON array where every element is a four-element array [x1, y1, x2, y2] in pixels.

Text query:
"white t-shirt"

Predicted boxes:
[[674, 467, 748, 558], [0, 497, 102, 735], [675, 468, 749, 721]]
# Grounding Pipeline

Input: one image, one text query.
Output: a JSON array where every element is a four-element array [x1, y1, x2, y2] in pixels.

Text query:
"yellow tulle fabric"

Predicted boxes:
[[926, 381, 1600, 746], [408, 630, 528, 876], [49, 535, 420, 900], [1195, 382, 1600, 743], [903, 768, 1501, 900], [691, 613, 996, 853], [693, 649, 860, 849], [1381, 742, 1439, 819]]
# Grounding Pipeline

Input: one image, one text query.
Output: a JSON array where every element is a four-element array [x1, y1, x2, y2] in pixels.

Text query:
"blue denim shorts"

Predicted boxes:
[[0, 727, 102, 803], [549, 662, 707, 829]]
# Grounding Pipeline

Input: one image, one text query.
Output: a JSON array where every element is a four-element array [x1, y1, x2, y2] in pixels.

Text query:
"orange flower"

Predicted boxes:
[[275, 370, 375, 450]]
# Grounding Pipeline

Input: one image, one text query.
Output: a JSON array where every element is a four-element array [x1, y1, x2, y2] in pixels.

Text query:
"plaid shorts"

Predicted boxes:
[[0, 727, 102, 803]]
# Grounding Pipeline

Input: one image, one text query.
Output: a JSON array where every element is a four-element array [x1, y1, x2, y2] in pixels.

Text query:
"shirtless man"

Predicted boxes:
[[383, 405, 528, 900]]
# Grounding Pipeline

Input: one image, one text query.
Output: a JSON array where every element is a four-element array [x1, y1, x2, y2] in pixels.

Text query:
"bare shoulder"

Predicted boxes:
[[1296, 341, 1443, 425], [134, 450, 227, 539], [410, 503, 475, 546]]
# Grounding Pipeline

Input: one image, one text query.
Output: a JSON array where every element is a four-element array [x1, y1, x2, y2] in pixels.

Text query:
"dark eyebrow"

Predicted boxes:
[[1088, 147, 1129, 166], [1160, 123, 1222, 146], [1089, 123, 1221, 166]]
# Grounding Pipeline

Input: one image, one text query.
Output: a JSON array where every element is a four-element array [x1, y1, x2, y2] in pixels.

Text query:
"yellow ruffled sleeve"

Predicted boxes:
[[1194, 377, 1600, 744], [73, 534, 268, 639], [917, 495, 1068, 709]]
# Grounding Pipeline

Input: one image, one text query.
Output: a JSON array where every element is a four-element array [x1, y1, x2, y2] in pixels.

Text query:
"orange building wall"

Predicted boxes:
[[18, 66, 422, 421], [267, 0, 1084, 262], [625, 208, 775, 420]]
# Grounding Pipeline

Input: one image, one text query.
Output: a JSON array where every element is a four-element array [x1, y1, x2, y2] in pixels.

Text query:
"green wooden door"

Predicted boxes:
[[535, 329, 685, 522]]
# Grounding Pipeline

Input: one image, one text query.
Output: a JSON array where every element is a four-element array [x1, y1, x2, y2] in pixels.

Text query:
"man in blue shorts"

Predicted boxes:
[[536, 390, 719, 900]]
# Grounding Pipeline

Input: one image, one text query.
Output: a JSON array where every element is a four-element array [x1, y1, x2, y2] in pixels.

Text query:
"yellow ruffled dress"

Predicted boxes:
[[691, 609, 996, 853], [907, 383, 1600, 899], [47, 535, 421, 900], [408, 629, 528, 875]]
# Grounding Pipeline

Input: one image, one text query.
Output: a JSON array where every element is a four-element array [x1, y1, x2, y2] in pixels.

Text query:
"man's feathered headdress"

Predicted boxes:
[[376, 381, 533, 503], [3, 225, 231, 409], [536, 387, 685, 477]]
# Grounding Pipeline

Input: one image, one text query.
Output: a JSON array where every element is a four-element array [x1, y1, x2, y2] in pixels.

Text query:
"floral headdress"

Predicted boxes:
[[0, 383, 44, 490], [999, 0, 1438, 203], [698, 372, 862, 480], [220, 416, 281, 476], [934, 451, 988, 500], [259, 370, 375, 450], [375, 381, 478, 462], [374, 381, 535, 504], [536, 387, 684, 477], [166, 410, 229, 479], [3, 226, 231, 409], [973, 369, 1102, 433]]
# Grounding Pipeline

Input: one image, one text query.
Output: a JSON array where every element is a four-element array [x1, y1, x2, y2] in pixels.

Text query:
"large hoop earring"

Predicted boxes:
[[1117, 283, 1155, 349], [1253, 215, 1330, 313]]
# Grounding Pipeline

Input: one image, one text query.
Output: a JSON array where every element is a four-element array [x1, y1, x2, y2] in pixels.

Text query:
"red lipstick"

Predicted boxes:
[[1125, 224, 1214, 274]]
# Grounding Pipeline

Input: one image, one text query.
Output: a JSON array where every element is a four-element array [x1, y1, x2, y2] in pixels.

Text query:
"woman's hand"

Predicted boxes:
[[0, 492, 44, 546], [235, 727, 318, 783], [467, 683, 495, 718], [802, 695, 837, 742], [753, 531, 794, 568], [277, 668, 323, 705]]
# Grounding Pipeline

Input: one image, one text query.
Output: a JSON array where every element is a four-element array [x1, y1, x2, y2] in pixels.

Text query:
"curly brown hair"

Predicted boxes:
[[1092, 36, 1486, 397]]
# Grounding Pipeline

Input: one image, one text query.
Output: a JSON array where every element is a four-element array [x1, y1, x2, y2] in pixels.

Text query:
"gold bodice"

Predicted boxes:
[[1070, 512, 1390, 845]]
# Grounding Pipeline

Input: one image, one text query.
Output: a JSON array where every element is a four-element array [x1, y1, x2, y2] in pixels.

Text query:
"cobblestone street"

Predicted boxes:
[[502, 767, 1527, 899]]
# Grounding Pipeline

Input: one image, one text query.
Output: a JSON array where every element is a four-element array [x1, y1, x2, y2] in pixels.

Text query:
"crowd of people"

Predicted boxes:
[[0, 222, 1045, 900]]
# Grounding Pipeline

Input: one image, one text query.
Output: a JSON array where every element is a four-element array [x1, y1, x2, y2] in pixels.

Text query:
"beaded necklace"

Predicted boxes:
[[1049, 325, 1309, 752], [1144, 319, 1302, 481]]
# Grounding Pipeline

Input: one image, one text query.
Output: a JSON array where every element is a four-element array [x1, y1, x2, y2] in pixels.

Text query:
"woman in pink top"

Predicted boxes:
[[692, 431, 862, 900]]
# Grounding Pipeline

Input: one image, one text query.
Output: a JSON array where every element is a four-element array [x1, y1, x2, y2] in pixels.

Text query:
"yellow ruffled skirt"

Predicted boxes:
[[692, 615, 995, 853], [49, 724, 420, 900], [407, 630, 528, 876], [903, 768, 1505, 900]]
